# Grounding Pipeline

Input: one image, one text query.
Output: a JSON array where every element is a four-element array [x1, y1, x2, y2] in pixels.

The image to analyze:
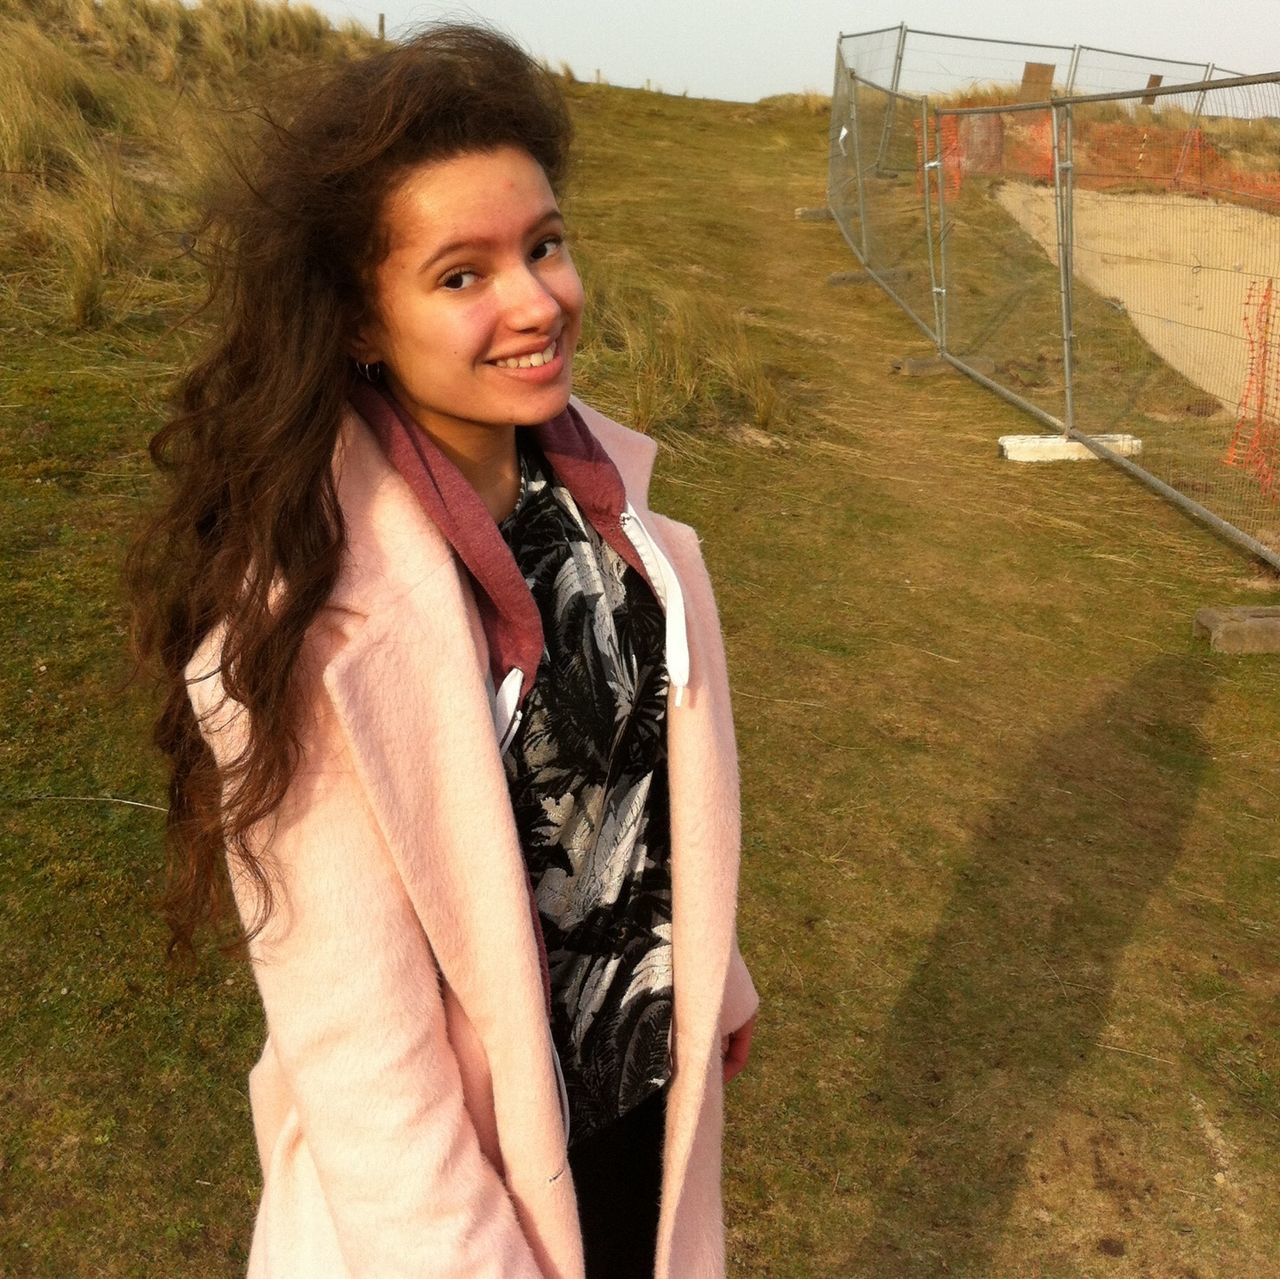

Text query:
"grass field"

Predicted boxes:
[[3, 4, 1280, 1276]]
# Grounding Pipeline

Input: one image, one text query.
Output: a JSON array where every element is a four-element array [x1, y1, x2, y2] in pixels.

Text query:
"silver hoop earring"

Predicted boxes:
[[356, 360, 382, 383]]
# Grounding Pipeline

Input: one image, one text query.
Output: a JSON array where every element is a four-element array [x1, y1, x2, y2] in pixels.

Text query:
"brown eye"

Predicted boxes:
[[442, 269, 479, 290]]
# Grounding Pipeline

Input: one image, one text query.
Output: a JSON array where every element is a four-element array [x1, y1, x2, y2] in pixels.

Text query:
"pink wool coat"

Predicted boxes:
[[187, 398, 759, 1278]]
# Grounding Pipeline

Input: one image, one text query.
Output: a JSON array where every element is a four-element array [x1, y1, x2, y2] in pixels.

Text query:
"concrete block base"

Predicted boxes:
[[1193, 605, 1280, 654], [795, 207, 834, 221], [953, 355, 998, 377], [998, 433, 1142, 463]]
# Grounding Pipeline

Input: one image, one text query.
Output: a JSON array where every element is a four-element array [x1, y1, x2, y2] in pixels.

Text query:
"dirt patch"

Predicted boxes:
[[994, 184, 1280, 410]]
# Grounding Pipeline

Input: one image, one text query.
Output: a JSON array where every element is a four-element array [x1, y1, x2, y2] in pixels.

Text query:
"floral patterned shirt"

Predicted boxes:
[[498, 432, 674, 1146]]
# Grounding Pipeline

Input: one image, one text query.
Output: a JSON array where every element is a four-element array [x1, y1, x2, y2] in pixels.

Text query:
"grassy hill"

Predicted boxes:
[[2, 3, 1278, 1276]]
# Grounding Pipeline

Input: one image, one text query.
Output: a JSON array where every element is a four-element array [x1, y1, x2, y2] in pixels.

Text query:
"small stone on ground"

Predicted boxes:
[[1193, 605, 1280, 654]]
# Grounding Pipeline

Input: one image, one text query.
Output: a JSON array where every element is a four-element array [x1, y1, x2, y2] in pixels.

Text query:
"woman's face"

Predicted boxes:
[[353, 146, 584, 448]]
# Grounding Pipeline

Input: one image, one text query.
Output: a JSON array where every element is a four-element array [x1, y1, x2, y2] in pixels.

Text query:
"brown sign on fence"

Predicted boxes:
[[1019, 62, 1056, 102], [1141, 73, 1163, 106]]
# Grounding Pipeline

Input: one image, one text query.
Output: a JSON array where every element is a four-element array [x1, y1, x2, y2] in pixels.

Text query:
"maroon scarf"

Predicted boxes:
[[347, 381, 652, 703]]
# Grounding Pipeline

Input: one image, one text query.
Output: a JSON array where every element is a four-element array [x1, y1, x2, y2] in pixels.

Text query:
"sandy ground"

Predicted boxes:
[[995, 185, 1280, 409]]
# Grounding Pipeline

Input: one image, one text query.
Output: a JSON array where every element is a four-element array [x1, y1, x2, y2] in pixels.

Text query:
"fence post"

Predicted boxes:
[[933, 109, 949, 354], [1065, 45, 1082, 94], [1051, 102, 1077, 434], [1172, 65, 1214, 187], [828, 44, 841, 213], [920, 97, 943, 349], [849, 69, 870, 261], [874, 23, 908, 172], [377, 12, 385, 40]]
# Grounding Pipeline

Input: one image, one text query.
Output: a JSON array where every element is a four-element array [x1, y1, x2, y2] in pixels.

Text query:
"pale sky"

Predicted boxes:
[[303, 0, 1276, 103]]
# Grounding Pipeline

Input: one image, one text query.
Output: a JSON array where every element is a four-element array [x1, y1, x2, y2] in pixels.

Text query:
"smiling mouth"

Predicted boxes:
[[491, 339, 557, 370]]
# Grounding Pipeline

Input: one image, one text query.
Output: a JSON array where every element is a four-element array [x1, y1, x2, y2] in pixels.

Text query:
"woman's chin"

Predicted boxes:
[[512, 373, 574, 425]]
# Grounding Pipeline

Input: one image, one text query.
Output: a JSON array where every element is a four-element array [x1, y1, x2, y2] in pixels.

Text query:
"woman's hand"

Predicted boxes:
[[720, 1012, 757, 1084]]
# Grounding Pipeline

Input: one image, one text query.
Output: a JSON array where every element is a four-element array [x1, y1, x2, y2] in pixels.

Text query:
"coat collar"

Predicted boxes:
[[330, 390, 660, 631], [565, 394, 660, 515]]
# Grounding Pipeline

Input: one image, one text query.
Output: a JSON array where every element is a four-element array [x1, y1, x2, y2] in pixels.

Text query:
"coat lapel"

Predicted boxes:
[[321, 413, 573, 1198]]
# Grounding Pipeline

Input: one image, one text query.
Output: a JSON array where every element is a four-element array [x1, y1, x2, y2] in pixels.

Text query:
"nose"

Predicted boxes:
[[499, 264, 561, 332]]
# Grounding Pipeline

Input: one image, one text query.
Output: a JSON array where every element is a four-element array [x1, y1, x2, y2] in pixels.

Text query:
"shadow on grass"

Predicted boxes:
[[851, 654, 1214, 1277]]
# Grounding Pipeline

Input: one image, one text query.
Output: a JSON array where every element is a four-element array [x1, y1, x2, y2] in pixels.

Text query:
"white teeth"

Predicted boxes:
[[494, 341, 556, 370]]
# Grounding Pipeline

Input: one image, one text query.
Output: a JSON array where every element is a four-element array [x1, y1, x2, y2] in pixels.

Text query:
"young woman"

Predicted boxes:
[[130, 24, 757, 1279]]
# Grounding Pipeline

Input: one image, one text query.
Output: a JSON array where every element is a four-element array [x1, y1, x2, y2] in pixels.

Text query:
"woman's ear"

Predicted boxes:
[[348, 327, 382, 365], [347, 304, 385, 365]]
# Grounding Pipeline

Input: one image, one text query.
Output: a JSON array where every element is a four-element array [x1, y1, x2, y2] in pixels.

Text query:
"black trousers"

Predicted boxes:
[[569, 1084, 668, 1279]]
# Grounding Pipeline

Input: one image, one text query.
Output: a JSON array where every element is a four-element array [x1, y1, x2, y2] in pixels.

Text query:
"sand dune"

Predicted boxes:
[[995, 184, 1280, 410]]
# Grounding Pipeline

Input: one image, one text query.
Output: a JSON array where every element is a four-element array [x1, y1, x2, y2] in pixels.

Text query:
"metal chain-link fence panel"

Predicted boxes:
[[828, 52, 863, 263], [1063, 80, 1280, 557], [830, 24, 1280, 570], [830, 43, 940, 341], [935, 103, 1069, 427], [835, 26, 1227, 103], [837, 25, 907, 88], [1067, 45, 1210, 98]]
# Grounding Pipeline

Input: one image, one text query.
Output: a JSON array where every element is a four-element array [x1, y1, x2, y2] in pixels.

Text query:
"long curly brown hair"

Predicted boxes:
[[126, 24, 572, 953]]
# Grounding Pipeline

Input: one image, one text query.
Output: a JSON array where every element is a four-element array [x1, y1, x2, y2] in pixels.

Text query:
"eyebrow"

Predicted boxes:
[[417, 207, 564, 275]]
